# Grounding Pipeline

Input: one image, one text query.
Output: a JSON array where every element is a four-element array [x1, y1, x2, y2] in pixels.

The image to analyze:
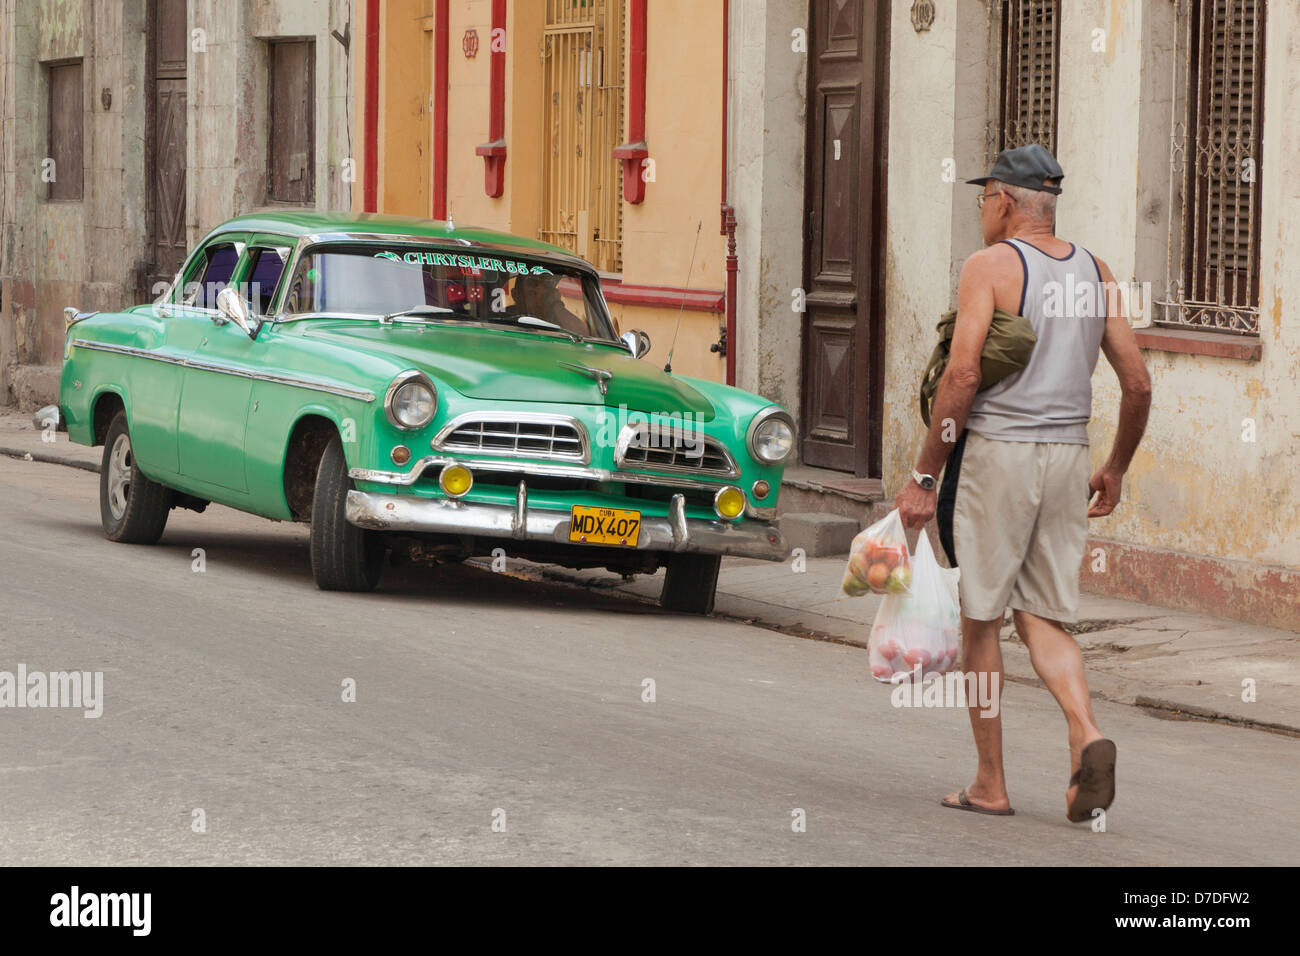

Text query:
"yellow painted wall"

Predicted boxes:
[[445, 0, 503, 230], [379, 0, 434, 217], [358, 0, 728, 382]]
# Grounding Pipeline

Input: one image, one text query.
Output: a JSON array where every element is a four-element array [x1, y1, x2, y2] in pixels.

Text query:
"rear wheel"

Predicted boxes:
[[310, 434, 384, 591], [99, 411, 171, 544], [659, 553, 722, 614]]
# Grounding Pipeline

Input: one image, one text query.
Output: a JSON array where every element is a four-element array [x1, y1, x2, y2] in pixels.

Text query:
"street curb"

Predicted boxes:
[[0, 446, 100, 474], [1134, 695, 1300, 739]]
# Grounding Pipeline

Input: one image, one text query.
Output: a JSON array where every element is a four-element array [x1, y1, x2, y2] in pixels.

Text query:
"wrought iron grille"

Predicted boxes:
[[1159, 0, 1263, 334], [998, 0, 1060, 154], [540, 0, 624, 274]]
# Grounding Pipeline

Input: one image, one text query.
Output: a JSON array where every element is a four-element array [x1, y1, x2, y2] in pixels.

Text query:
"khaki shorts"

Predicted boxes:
[[939, 430, 1090, 623]]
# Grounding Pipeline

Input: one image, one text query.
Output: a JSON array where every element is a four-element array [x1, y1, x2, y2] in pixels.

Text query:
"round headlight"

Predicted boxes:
[[386, 373, 436, 430], [749, 410, 794, 464]]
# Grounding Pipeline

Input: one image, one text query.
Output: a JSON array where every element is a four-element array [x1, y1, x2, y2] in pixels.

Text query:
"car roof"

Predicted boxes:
[[208, 211, 593, 270]]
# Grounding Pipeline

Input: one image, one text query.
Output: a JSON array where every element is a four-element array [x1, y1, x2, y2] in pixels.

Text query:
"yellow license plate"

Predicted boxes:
[[568, 506, 641, 547]]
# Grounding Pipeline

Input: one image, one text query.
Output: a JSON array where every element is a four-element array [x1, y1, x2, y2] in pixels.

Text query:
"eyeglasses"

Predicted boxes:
[[976, 189, 1014, 209]]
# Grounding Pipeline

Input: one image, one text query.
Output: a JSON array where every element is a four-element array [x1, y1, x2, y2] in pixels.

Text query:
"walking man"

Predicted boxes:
[[894, 144, 1152, 821]]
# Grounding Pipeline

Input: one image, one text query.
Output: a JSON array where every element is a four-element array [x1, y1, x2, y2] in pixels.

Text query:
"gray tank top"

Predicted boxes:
[[965, 237, 1106, 444]]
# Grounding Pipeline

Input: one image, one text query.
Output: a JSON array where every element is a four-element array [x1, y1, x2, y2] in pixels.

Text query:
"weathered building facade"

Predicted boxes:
[[732, 0, 1298, 629], [0, 0, 354, 406]]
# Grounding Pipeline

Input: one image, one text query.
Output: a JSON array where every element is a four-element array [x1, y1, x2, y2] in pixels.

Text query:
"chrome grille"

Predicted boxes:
[[435, 416, 586, 462], [617, 426, 737, 477]]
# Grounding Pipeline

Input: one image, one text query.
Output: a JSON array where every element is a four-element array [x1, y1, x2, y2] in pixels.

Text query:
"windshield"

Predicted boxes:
[[280, 243, 618, 341]]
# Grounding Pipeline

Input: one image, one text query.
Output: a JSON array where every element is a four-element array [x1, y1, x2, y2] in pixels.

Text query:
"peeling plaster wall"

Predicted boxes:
[[190, 0, 353, 245], [728, 0, 808, 431], [1059, 0, 1298, 572], [881, 2, 959, 496], [1, 0, 354, 405]]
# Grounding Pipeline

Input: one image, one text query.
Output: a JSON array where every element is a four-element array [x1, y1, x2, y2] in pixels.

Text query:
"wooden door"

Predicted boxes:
[[146, 0, 188, 297], [268, 40, 316, 204], [800, 0, 888, 476]]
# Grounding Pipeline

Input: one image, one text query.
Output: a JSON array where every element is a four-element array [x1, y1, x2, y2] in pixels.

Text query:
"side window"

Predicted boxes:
[[245, 247, 289, 314], [190, 244, 239, 309]]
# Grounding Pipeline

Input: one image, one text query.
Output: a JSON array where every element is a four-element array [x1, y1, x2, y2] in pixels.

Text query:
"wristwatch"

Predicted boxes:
[[911, 468, 937, 491]]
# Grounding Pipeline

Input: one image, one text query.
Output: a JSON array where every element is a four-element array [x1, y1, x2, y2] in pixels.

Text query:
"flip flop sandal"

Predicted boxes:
[[941, 789, 1016, 816], [1067, 738, 1117, 823]]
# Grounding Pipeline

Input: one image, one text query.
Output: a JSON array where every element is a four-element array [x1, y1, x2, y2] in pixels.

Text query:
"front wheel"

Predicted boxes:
[[99, 411, 171, 544], [659, 553, 722, 614], [309, 434, 384, 592]]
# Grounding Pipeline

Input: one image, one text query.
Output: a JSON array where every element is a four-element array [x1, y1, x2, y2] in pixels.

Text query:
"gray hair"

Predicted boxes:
[[994, 181, 1058, 224]]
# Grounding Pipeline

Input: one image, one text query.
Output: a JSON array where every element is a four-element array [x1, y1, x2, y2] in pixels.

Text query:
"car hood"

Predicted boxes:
[[301, 323, 716, 418]]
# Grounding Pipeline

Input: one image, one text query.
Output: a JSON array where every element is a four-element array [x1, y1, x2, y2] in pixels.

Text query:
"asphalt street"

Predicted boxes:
[[0, 454, 1295, 865]]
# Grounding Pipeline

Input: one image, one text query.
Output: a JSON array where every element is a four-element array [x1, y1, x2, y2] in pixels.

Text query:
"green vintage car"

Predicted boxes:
[[58, 212, 793, 612]]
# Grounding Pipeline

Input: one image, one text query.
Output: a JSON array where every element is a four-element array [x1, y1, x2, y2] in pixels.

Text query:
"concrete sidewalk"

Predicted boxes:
[[514, 555, 1300, 737], [0, 409, 100, 471], [4, 408, 1298, 736]]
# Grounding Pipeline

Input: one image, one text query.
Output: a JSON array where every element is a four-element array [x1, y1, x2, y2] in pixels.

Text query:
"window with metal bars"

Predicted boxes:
[[540, 0, 624, 273], [1159, 0, 1263, 334], [997, 0, 1060, 155]]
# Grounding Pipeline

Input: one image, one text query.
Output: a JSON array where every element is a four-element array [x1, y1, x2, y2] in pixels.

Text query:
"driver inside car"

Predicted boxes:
[[510, 274, 587, 337]]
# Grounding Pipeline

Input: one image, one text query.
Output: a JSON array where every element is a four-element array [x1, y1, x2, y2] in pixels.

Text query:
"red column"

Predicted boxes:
[[363, 0, 380, 212], [432, 0, 449, 219], [613, 0, 648, 203], [474, 0, 508, 198]]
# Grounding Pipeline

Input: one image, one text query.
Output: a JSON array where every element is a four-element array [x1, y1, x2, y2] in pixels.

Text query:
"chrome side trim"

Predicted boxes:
[[345, 489, 789, 561], [613, 422, 740, 479], [350, 454, 743, 492], [431, 411, 591, 464], [70, 339, 376, 402]]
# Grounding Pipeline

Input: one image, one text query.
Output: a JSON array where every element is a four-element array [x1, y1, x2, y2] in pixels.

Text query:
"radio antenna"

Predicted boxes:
[[664, 220, 702, 374]]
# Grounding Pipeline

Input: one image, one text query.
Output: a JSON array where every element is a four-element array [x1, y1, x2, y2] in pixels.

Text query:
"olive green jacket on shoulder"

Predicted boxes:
[[919, 306, 1037, 426]]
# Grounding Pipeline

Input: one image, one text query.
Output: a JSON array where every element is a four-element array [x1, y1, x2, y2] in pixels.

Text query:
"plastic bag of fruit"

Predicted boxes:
[[841, 508, 912, 596], [867, 533, 962, 684]]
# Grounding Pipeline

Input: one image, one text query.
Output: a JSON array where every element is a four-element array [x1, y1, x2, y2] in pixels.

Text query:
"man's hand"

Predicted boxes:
[[895, 478, 937, 529], [1087, 467, 1123, 518]]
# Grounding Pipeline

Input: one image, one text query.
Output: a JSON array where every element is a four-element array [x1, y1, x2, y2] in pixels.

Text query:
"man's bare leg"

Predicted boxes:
[[943, 615, 1011, 811], [1011, 609, 1106, 814]]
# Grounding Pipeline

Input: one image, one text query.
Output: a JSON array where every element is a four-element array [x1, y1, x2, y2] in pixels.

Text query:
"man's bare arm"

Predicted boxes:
[[1089, 257, 1152, 515]]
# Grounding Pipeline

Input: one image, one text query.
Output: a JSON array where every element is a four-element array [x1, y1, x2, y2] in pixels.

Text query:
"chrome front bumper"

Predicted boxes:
[[344, 487, 789, 561]]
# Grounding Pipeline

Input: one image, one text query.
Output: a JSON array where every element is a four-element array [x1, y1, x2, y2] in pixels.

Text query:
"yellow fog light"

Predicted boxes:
[[391, 445, 411, 465], [714, 485, 746, 520], [439, 464, 473, 498], [752, 480, 771, 501]]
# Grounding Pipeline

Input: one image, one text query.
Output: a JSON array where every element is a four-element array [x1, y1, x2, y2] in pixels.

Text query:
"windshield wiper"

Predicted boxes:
[[379, 304, 454, 325], [500, 314, 584, 344]]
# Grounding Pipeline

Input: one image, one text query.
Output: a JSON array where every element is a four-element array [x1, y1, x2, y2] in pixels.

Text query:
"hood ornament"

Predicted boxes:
[[558, 361, 613, 396]]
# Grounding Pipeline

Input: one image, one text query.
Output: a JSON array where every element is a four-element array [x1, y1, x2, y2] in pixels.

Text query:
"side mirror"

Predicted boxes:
[[216, 287, 258, 337], [621, 329, 651, 359]]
